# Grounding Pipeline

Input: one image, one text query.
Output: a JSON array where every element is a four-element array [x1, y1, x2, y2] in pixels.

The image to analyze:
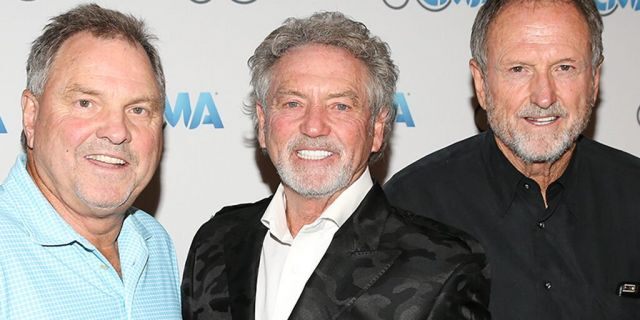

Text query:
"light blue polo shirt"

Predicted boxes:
[[0, 155, 181, 319]]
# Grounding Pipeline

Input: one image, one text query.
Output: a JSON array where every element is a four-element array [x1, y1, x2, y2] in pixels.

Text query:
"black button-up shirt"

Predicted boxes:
[[384, 131, 640, 320]]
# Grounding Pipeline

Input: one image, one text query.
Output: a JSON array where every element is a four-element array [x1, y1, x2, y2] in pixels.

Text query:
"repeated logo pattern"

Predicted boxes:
[[186, 0, 640, 14]]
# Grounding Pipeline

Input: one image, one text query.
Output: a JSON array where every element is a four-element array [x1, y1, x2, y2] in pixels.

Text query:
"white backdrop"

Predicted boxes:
[[1, 0, 639, 273]]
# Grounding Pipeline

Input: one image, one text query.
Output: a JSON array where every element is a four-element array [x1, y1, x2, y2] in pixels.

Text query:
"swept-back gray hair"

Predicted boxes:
[[247, 11, 399, 162], [470, 0, 603, 74], [22, 3, 165, 149]]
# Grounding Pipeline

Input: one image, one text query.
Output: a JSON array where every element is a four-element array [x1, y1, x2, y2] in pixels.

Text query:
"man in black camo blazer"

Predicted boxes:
[[181, 11, 490, 320], [182, 186, 490, 319]]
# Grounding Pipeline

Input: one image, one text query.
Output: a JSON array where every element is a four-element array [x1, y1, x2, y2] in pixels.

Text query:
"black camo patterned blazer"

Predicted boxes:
[[182, 184, 490, 319]]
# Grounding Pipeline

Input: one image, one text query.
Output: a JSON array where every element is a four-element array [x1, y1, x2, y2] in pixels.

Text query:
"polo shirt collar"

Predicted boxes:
[[7, 155, 150, 248]]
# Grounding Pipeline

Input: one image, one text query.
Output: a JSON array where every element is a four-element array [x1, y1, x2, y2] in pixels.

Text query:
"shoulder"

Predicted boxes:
[[386, 205, 485, 256], [578, 137, 640, 173], [0, 186, 31, 243], [127, 209, 177, 256], [190, 197, 271, 246], [386, 133, 485, 187], [128, 209, 169, 235], [378, 203, 491, 314]]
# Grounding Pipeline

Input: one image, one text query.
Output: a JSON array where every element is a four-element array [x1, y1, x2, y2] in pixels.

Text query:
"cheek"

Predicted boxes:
[[38, 118, 91, 154], [266, 116, 295, 142], [133, 127, 163, 159]]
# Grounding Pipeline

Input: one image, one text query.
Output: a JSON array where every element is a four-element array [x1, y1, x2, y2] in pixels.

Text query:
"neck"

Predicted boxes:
[[26, 156, 125, 276], [283, 188, 343, 238], [496, 137, 574, 205]]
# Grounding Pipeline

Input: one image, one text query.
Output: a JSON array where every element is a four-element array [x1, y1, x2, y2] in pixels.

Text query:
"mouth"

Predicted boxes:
[[524, 116, 560, 126], [296, 149, 333, 160], [85, 154, 128, 166]]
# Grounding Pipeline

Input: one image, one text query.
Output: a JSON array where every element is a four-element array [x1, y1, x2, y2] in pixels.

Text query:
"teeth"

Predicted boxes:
[[86, 154, 126, 165], [526, 116, 558, 126], [297, 150, 332, 160]]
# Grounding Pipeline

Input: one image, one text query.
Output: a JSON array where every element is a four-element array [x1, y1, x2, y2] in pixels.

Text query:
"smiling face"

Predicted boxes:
[[470, 1, 600, 164], [22, 32, 163, 217], [257, 44, 385, 199]]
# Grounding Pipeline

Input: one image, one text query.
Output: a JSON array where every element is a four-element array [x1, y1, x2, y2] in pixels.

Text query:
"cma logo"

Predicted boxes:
[[384, 0, 485, 10], [190, 0, 254, 3], [596, 0, 640, 15], [165, 92, 224, 129], [394, 93, 415, 127], [384, 0, 639, 12], [0, 116, 6, 134]]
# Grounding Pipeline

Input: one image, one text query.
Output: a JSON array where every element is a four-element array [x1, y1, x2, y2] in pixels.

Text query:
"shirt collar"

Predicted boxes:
[[261, 167, 374, 242], [482, 130, 580, 218], [482, 130, 525, 217]]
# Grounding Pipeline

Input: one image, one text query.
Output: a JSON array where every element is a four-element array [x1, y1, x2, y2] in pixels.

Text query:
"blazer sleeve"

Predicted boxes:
[[181, 227, 201, 320], [426, 257, 491, 320]]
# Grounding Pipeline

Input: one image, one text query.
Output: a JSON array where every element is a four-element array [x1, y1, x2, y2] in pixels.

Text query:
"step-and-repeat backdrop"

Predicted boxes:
[[1, 0, 639, 272]]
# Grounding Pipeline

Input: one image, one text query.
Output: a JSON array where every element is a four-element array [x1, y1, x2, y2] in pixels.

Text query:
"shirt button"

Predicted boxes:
[[524, 183, 530, 190], [100, 264, 109, 270], [537, 221, 545, 229], [545, 282, 552, 290]]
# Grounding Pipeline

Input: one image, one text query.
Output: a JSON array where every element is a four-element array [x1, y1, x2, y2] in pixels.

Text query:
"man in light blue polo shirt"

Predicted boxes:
[[0, 4, 180, 319]]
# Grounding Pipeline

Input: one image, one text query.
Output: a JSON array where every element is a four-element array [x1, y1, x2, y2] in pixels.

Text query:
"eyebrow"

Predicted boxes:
[[63, 84, 100, 97], [274, 89, 361, 104], [63, 84, 162, 107], [327, 90, 360, 103], [274, 89, 306, 98]]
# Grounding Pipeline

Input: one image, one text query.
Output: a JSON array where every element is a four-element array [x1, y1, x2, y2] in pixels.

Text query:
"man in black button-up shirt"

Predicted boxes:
[[385, 0, 640, 319]]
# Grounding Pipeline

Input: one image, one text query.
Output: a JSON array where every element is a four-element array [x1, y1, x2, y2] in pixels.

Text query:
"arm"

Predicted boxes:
[[427, 258, 491, 320]]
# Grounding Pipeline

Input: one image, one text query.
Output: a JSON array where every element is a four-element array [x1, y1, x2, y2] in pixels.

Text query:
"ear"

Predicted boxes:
[[256, 103, 267, 149], [591, 62, 602, 106], [470, 59, 488, 111], [371, 108, 388, 153], [21, 90, 39, 149]]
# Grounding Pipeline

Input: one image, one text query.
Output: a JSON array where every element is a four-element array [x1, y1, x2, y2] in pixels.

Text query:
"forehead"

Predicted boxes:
[[46, 32, 159, 95], [487, 1, 590, 53], [270, 44, 368, 91]]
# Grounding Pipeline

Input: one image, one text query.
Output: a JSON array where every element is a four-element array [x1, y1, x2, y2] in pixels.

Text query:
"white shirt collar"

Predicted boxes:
[[261, 167, 374, 243]]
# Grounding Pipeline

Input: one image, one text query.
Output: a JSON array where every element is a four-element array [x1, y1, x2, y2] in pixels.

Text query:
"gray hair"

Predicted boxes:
[[470, 0, 603, 74], [22, 3, 165, 149], [247, 11, 399, 162]]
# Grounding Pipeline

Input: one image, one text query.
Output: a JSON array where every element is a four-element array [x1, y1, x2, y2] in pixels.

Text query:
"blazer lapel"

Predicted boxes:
[[223, 207, 268, 320], [290, 185, 401, 319]]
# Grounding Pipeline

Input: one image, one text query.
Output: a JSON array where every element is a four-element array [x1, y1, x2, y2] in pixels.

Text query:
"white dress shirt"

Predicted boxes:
[[254, 168, 374, 320]]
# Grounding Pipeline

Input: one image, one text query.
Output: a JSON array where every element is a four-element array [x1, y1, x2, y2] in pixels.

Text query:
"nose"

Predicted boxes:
[[530, 72, 557, 109], [299, 105, 330, 138], [96, 109, 131, 145]]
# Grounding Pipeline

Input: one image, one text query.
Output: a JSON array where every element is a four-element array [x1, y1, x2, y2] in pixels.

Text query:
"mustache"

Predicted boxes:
[[78, 141, 135, 164], [286, 136, 341, 154], [517, 102, 568, 118]]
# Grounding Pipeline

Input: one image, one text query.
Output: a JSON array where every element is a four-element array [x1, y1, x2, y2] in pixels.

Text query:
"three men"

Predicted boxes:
[[182, 12, 490, 320], [0, 4, 181, 319], [385, 0, 640, 319]]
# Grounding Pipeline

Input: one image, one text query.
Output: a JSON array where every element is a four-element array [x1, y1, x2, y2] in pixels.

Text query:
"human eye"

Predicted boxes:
[[335, 103, 351, 111], [128, 104, 155, 118], [76, 99, 92, 108], [557, 64, 575, 72], [509, 65, 524, 73], [131, 106, 148, 115], [285, 101, 300, 108]]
